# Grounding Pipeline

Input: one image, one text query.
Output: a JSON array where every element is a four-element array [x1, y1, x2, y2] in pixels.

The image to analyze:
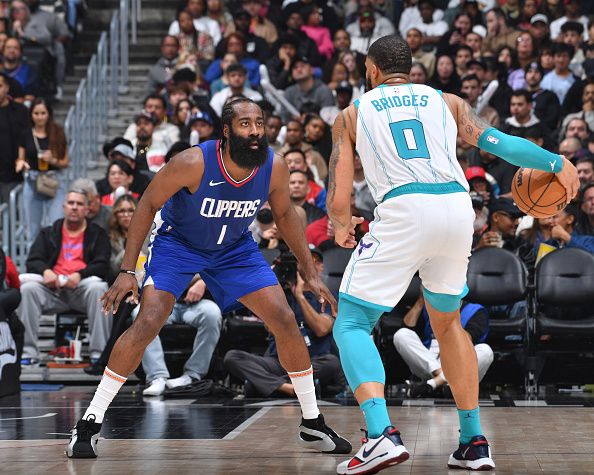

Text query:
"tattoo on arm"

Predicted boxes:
[[459, 99, 493, 142], [327, 111, 346, 206]]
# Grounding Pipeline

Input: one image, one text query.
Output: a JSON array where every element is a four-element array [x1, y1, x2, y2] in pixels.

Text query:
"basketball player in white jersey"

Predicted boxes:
[[326, 35, 579, 474]]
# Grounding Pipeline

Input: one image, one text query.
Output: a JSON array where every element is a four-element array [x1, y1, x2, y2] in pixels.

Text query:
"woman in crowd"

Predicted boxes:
[[100, 160, 139, 206], [173, 98, 195, 141], [303, 113, 331, 164], [206, 0, 233, 37], [410, 62, 429, 85], [436, 12, 473, 57], [498, 45, 526, 90], [15, 98, 69, 245], [429, 54, 461, 95], [326, 62, 349, 91], [300, 5, 333, 60], [464, 31, 483, 59], [339, 50, 365, 99], [516, 31, 538, 69], [175, 9, 215, 68]]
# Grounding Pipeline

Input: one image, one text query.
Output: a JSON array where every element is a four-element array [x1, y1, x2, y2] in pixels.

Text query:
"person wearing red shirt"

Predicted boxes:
[[283, 148, 327, 211], [16, 190, 111, 365]]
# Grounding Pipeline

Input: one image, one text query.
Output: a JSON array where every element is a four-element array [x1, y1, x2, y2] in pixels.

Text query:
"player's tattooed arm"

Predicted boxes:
[[443, 93, 493, 147]]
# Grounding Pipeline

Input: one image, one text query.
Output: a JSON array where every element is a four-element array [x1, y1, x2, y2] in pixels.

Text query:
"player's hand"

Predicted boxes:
[[334, 216, 364, 248], [556, 156, 580, 204], [303, 274, 337, 316], [185, 279, 205, 303], [100, 273, 138, 314]]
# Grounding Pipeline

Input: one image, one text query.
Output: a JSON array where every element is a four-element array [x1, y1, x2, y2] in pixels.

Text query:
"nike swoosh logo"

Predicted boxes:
[[209, 180, 226, 187], [362, 437, 385, 458]]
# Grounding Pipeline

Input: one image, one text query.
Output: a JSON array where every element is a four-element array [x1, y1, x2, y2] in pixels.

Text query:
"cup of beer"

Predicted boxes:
[[38, 151, 49, 171]]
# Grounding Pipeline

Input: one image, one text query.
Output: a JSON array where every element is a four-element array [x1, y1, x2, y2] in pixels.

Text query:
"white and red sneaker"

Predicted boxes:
[[337, 426, 409, 475]]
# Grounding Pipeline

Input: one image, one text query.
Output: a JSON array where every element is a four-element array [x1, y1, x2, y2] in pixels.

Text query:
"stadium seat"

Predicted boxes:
[[466, 247, 528, 336], [535, 248, 594, 337], [322, 247, 353, 294]]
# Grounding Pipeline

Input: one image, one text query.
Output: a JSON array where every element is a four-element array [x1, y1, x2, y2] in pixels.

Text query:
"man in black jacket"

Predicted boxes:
[[0, 72, 29, 203], [16, 190, 112, 365]]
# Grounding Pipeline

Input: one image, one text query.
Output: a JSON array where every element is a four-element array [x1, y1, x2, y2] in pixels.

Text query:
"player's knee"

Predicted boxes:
[[132, 305, 170, 342], [429, 312, 461, 339], [393, 328, 415, 351]]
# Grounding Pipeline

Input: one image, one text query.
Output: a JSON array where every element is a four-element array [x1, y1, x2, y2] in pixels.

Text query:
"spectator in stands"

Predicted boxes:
[[454, 44, 472, 79], [188, 111, 216, 143], [465, 166, 495, 206], [461, 74, 500, 126], [206, 0, 233, 37], [326, 62, 349, 92], [560, 81, 594, 139], [174, 9, 215, 67], [464, 31, 483, 59], [280, 119, 327, 183], [303, 113, 331, 164], [100, 160, 139, 207], [559, 136, 583, 162], [475, 198, 524, 251], [339, 50, 365, 98], [289, 170, 324, 225], [502, 90, 552, 145], [300, 4, 333, 60], [549, 0, 588, 41], [168, 0, 220, 45], [468, 147, 518, 197], [525, 61, 561, 130], [428, 54, 461, 95], [10, 0, 68, 99], [577, 156, 594, 187], [436, 12, 473, 58], [0, 248, 20, 316], [147, 36, 179, 94], [348, 8, 382, 55], [141, 275, 223, 396], [0, 37, 36, 97], [126, 95, 180, 152], [516, 32, 538, 70], [498, 46, 526, 90], [209, 64, 262, 118], [105, 195, 138, 283], [528, 14, 551, 51], [409, 62, 429, 85], [206, 32, 261, 87], [265, 114, 282, 153], [17, 189, 111, 365], [541, 43, 577, 105], [564, 117, 591, 142], [224, 248, 344, 398], [208, 53, 243, 95], [326, 29, 366, 81], [16, 98, 68, 245], [562, 21, 586, 78], [240, 0, 277, 45], [547, 203, 594, 252], [577, 183, 594, 234], [482, 8, 521, 55], [352, 153, 376, 219], [97, 138, 151, 197], [394, 294, 493, 398], [406, 27, 436, 78], [172, 99, 193, 141], [282, 56, 335, 122], [281, 9, 322, 67], [70, 178, 111, 232], [412, 0, 448, 48], [284, 148, 326, 211], [0, 72, 28, 203], [346, 2, 395, 38], [265, 34, 297, 90]]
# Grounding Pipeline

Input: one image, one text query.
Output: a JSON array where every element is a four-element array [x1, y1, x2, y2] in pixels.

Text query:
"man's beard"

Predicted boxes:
[[228, 130, 269, 168], [365, 74, 373, 92]]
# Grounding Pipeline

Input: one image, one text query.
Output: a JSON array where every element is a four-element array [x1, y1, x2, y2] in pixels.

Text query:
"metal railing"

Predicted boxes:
[[9, 0, 141, 270]]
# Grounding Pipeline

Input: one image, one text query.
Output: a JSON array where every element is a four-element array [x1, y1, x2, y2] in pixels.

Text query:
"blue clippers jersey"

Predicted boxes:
[[160, 140, 274, 251]]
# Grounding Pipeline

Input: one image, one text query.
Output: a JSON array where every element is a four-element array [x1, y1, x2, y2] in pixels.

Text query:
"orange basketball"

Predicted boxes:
[[511, 168, 567, 218]]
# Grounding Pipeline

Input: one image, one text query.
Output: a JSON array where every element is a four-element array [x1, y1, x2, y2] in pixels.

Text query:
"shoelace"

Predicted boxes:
[[75, 416, 98, 441], [360, 428, 369, 445]]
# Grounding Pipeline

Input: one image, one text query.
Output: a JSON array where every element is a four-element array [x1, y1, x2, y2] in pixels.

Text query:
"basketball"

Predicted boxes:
[[511, 168, 567, 218]]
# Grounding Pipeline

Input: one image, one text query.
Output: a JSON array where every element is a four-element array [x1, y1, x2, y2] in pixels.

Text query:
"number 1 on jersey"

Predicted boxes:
[[389, 119, 430, 160], [217, 225, 228, 245]]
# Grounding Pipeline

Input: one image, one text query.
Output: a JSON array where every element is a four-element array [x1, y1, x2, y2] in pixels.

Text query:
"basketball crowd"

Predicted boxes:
[[1, 0, 594, 397]]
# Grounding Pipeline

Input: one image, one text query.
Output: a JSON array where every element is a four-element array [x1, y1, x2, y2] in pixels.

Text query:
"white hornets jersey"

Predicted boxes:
[[354, 83, 468, 204]]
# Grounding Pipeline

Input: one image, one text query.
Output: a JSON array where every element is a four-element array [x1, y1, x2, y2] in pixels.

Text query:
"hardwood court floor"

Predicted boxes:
[[2, 395, 594, 475]]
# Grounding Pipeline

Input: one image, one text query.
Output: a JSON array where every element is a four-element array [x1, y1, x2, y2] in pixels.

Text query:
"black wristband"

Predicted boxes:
[[119, 269, 136, 276]]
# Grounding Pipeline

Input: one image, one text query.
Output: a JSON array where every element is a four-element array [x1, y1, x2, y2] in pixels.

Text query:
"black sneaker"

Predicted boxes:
[[448, 435, 496, 471], [66, 415, 102, 458], [298, 413, 352, 454], [409, 382, 434, 398]]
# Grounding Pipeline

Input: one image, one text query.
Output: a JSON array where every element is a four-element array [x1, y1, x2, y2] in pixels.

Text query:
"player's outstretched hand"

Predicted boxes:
[[305, 275, 338, 316], [334, 216, 364, 248], [100, 273, 138, 315], [556, 156, 580, 204]]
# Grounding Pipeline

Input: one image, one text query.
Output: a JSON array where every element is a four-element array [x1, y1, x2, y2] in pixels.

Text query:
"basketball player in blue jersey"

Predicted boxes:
[[326, 35, 579, 474], [67, 98, 352, 458]]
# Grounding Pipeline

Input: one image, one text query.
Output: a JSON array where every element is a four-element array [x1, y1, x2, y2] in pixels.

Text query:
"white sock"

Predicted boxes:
[[427, 372, 447, 389], [427, 378, 437, 389], [288, 366, 320, 420], [83, 367, 127, 423]]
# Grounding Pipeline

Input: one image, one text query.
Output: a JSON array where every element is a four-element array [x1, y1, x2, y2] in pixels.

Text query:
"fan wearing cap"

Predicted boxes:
[[468, 142, 518, 198], [524, 61, 561, 130], [188, 111, 216, 143], [283, 56, 335, 122], [465, 166, 496, 207], [474, 198, 525, 251], [209, 63, 262, 118], [349, 7, 383, 55]]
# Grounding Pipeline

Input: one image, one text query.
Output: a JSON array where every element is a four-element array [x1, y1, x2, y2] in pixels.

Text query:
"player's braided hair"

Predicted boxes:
[[367, 35, 412, 76], [220, 97, 259, 147]]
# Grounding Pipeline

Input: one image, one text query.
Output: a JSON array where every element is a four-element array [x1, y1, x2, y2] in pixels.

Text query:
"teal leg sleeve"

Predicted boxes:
[[361, 398, 391, 439], [458, 407, 482, 444], [422, 284, 468, 312], [333, 297, 385, 392]]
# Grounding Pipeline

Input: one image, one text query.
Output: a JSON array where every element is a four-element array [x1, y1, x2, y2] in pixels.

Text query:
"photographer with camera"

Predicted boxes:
[[224, 247, 344, 398]]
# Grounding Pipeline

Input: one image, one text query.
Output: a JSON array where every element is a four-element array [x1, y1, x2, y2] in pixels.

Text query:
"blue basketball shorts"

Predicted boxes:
[[143, 232, 279, 312]]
